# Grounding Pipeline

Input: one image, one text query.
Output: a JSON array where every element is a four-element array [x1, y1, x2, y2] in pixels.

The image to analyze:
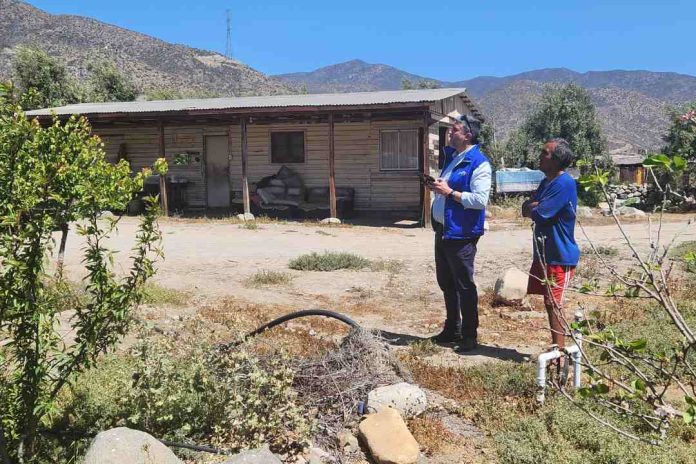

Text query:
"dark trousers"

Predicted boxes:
[[434, 232, 479, 337]]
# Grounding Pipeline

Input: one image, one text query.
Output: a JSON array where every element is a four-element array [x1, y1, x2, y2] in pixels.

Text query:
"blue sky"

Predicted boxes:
[[27, 0, 696, 80]]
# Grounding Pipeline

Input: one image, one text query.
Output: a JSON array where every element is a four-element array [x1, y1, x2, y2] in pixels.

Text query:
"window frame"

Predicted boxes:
[[378, 128, 420, 172], [269, 130, 306, 164]]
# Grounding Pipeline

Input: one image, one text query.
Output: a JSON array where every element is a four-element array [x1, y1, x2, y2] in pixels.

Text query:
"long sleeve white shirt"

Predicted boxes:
[[432, 145, 492, 225]]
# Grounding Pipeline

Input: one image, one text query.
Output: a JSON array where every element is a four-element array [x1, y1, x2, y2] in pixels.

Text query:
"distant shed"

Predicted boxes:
[[27, 88, 483, 226], [614, 154, 647, 184]]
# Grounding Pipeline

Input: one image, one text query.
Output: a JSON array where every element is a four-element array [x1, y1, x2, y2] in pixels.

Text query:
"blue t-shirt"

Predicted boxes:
[[530, 172, 580, 266]]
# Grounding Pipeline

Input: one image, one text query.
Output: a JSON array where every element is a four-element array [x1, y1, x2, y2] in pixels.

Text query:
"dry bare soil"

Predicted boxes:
[[60, 212, 696, 367]]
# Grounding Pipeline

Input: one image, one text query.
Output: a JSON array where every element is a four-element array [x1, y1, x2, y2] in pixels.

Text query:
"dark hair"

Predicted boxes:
[[549, 138, 574, 169], [459, 114, 481, 144]]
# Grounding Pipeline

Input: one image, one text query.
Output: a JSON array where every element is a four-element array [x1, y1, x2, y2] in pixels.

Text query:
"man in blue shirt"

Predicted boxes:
[[428, 115, 492, 352], [522, 138, 580, 350]]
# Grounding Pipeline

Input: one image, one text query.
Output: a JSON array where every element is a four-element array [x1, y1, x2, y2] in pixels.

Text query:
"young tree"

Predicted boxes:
[[505, 84, 607, 168], [552, 158, 696, 444], [0, 83, 165, 463], [12, 47, 83, 110], [87, 60, 138, 102]]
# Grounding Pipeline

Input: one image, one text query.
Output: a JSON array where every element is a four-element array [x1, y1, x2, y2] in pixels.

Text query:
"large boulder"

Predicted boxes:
[[83, 427, 182, 464], [358, 407, 420, 464], [576, 206, 593, 218], [367, 382, 427, 418], [617, 206, 646, 217], [223, 445, 282, 464], [494, 268, 529, 303]]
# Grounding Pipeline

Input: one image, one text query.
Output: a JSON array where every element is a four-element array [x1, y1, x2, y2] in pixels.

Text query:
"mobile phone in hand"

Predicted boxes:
[[419, 173, 436, 186]]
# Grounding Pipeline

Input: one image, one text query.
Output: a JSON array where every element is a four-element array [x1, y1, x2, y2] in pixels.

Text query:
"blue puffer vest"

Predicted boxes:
[[439, 144, 490, 240]]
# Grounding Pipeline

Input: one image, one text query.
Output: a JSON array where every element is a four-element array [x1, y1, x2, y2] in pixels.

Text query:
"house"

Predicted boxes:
[[614, 154, 647, 185], [27, 88, 483, 226]]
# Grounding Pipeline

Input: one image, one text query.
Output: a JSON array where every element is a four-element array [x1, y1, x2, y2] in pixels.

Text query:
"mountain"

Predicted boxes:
[[276, 59, 436, 93], [0, 0, 291, 97], [276, 60, 696, 151]]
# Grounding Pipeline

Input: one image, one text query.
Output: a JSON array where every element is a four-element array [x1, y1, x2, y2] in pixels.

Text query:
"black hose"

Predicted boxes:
[[219, 308, 361, 350]]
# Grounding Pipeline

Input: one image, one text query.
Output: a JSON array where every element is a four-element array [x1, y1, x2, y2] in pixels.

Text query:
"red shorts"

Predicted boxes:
[[527, 261, 575, 306]]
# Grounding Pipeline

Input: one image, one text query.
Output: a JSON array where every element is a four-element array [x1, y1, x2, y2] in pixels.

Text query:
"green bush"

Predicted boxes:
[[289, 251, 371, 271], [57, 335, 314, 456]]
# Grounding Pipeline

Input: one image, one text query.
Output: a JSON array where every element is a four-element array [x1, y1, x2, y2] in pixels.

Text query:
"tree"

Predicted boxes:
[[664, 105, 696, 161], [401, 78, 440, 90], [0, 83, 165, 463], [557, 159, 696, 444], [505, 84, 607, 168], [87, 60, 138, 102], [12, 47, 82, 110]]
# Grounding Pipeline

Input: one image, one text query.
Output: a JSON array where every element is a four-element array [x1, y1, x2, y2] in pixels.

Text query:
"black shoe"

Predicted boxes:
[[456, 336, 478, 353], [430, 326, 462, 344]]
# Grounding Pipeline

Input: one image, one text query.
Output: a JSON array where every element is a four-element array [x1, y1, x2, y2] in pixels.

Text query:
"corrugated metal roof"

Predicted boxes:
[[26, 88, 471, 117], [613, 154, 646, 166]]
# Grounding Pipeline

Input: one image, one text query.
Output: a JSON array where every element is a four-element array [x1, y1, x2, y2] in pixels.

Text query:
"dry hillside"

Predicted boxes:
[[0, 0, 291, 97]]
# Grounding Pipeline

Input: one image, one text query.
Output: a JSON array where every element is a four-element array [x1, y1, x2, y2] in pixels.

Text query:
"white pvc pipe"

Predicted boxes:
[[536, 344, 581, 403]]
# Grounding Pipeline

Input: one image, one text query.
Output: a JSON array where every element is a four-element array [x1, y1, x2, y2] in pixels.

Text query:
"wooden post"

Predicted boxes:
[[328, 113, 337, 219], [158, 120, 169, 216], [422, 111, 432, 228], [241, 117, 250, 215]]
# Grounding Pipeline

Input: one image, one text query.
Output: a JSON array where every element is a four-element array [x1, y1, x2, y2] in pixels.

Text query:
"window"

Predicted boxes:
[[271, 131, 305, 163], [380, 129, 419, 170]]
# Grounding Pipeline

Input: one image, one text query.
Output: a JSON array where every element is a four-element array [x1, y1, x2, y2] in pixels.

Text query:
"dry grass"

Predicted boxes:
[[407, 416, 459, 456]]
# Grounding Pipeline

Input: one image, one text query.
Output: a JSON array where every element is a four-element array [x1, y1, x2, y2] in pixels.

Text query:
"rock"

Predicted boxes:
[[223, 445, 282, 464], [485, 209, 492, 219], [307, 447, 334, 463], [358, 408, 420, 464], [321, 217, 342, 224], [576, 206, 593, 218], [236, 213, 255, 222], [367, 382, 428, 418], [337, 430, 360, 454], [483, 220, 490, 231], [494, 268, 528, 304], [597, 201, 610, 211], [617, 206, 646, 217], [83, 427, 182, 464]]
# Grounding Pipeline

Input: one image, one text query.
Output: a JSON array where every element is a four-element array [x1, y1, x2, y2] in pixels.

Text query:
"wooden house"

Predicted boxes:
[[27, 88, 483, 226]]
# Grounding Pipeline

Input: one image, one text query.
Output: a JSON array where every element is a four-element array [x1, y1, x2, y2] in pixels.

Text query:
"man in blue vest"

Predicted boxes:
[[428, 115, 492, 352]]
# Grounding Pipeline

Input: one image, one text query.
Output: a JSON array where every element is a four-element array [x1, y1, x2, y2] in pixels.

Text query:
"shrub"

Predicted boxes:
[[289, 251, 371, 271], [244, 270, 294, 287], [57, 334, 314, 456]]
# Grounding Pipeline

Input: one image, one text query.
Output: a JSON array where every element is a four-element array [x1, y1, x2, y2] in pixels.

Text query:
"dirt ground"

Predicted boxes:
[[59, 212, 696, 367]]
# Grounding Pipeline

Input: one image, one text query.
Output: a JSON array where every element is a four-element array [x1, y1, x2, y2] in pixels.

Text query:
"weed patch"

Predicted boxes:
[[407, 416, 457, 455], [370, 258, 405, 273], [142, 282, 190, 306], [289, 251, 371, 271], [409, 339, 439, 357], [238, 222, 259, 230], [244, 270, 294, 287]]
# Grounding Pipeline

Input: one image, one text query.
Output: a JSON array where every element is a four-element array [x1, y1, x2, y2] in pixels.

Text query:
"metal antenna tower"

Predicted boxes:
[[225, 9, 233, 58]]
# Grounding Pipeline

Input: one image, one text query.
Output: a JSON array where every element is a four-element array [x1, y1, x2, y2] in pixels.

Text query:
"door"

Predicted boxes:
[[205, 135, 230, 208]]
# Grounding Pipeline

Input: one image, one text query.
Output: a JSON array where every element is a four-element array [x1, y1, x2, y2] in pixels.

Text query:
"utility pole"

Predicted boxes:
[[225, 9, 233, 59]]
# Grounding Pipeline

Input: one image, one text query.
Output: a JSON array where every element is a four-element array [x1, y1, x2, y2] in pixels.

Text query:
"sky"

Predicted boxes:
[[26, 0, 696, 81]]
